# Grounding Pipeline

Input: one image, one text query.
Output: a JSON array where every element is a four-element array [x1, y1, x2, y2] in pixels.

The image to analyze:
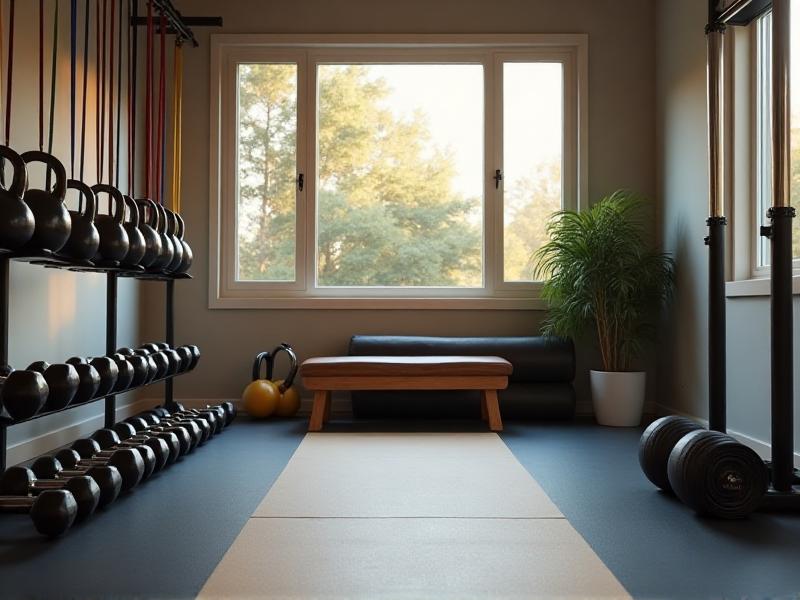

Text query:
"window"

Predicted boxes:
[[752, 9, 800, 270], [211, 36, 587, 308]]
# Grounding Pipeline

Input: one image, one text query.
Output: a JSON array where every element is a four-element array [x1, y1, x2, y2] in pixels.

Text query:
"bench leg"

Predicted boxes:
[[483, 389, 503, 432], [309, 391, 330, 432]]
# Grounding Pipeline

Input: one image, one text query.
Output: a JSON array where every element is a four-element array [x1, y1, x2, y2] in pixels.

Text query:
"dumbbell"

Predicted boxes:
[[153, 412, 212, 443], [27, 361, 79, 411], [64, 358, 103, 402], [113, 420, 191, 458], [71, 437, 156, 482], [55, 445, 144, 492], [91, 428, 173, 470], [109, 354, 134, 392], [143, 407, 222, 436], [126, 414, 207, 448], [1, 466, 100, 520], [0, 488, 78, 536], [117, 348, 157, 384], [134, 349, 169, 380], [30, 455, 122, 508], [175, 346, 192, 373]]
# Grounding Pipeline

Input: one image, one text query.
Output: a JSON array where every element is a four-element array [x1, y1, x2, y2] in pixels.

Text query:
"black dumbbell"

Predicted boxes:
[[71, 437, 156, 482], [134, 349, 168, 380], [219, 401, 237, 426], [64, 358, 101, 404], [27, 361, 79, 410], [0, 369, 49, 421], [30, 455, 122, 508], [109, 354, 134, 392], [118, 348, 158, 383], [126, 415, 206, 448], [90, 428, 172, 470], [55, 446, 144, 492], [187, 345, 201, 370], [144, 407, 222, 436], [88, 357, 119, 397], [175, 346, 192, 373], [0, 488, 78, 536], [151, 412, 212, 444], [113, 420, 191, 457], [1, 466, 100, 520]]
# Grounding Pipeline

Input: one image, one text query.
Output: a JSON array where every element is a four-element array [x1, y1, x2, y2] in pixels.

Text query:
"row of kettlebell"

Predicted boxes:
[[0, 146, 193, 273]]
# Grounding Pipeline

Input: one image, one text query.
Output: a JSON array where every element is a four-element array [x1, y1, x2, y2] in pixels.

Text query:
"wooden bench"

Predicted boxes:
[[300, 355, 513, 432]]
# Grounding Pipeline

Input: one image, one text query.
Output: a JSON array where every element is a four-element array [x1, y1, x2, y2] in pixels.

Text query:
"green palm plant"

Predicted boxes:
[[533, 191, 674, 372]]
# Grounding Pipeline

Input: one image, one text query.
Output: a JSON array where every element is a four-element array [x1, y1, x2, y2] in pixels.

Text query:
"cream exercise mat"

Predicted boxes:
[[199, 433, 629, 599]]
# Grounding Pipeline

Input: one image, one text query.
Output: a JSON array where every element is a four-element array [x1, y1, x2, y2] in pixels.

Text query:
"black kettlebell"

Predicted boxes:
[[163, 208, 184, 273], [1, 369, 49, 421], [88, 357, 119, 398], [126, 354, 150, 387], [65, 358, 101, 404], [110, 354, 134, 392], [174, 213, 193, 274], [60, 179, 100, 260], [120, 196, 146, 267], [91, 184, 129, 263], [134, 198, 163, 269], [27, 361, 79, 411], [153, 203, 174, 271], [0, 145, 35, 250], [20, 150, 71, 252]]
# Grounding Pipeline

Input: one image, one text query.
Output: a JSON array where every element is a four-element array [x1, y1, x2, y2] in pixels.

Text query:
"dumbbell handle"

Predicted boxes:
[[0, 496, 38, 510]]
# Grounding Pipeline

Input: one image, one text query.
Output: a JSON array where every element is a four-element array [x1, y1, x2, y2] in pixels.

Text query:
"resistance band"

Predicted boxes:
[[107, 0, 114, 185], [144, 0, 153, 198], [114, 0, 122, 188], [79, 0, 89, 180], [38, 0, 43, 152], [171, 41, 183, 213], [94, 0, 100, 179], [128, 0, 136, 195], [46, 0, 59, 189], [70, 0, 76, 178], [156, 6, 166, 204], [3, 0, 12, 149]]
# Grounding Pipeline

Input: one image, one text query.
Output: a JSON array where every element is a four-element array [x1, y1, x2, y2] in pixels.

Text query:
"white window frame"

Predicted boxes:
[[209, 34, 588, 310], [725, 16, 800, 297]]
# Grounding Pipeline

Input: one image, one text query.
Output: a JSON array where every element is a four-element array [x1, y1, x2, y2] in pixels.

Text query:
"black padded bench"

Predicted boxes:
[[348, 335, 575, 420]]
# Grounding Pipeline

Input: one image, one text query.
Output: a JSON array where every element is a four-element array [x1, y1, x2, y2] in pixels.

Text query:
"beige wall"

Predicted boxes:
[[655, 0, 800, 454], [5, 1, 139, 463], [145, 0, 657, 405]]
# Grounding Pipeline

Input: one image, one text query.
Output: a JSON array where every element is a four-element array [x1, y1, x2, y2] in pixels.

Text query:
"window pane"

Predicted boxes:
[[502, 62, 563, 282], [236, 63, 297, 281], [316, 64, 483, 287]]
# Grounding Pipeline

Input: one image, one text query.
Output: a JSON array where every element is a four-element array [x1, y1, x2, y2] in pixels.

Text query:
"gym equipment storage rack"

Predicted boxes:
[[0, 254, 193, 472]]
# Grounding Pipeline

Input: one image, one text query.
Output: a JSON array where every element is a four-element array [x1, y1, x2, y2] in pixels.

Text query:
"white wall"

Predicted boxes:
[[147, 0, 658, 408], [4, 1, 140, 464], [655, 0, 800, 456]]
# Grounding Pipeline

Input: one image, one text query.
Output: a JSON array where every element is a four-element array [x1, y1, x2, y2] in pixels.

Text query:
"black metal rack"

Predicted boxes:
[[0, 253, 192, 472]]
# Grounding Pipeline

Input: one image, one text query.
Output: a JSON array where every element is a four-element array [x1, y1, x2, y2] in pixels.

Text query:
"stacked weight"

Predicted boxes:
[[0, 401, 235, 537], [0, 343, 201, 424]]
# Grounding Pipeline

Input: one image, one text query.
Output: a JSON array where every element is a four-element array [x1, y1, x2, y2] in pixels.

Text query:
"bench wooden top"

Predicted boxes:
[[300, 355, 513, 378]]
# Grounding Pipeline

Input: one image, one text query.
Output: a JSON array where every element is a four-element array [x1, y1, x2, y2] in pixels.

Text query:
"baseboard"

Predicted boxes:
[[7, 397, 161, 467], [654, 403, 800, 467]]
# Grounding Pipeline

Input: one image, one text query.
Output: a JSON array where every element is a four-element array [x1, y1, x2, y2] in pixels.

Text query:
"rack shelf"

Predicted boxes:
[[0, 254, 194, 472]]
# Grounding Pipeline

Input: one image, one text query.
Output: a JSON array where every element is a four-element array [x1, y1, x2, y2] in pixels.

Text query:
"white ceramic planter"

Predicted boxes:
[[589, 370, 646, 427]]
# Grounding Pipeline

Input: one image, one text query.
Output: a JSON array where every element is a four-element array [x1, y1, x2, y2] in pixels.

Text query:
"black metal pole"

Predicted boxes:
[[105, 272, 118, 428], [706, 217, 727, 432], [0, 258, 10, 472], [165, 279, 175, 409]]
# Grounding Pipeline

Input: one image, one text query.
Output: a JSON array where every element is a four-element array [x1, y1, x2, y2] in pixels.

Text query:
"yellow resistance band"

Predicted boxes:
[[171, 41, 182, 214]]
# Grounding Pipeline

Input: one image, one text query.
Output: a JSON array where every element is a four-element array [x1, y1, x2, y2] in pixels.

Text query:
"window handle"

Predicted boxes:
[[297, 173, 304, 192], [494, 169, 503, 189]]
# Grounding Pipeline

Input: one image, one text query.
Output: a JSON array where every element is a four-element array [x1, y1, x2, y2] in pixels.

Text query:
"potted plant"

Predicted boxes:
[[533, 190, 674, 426]]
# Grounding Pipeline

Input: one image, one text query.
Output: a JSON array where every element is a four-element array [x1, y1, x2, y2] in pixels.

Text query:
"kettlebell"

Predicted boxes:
[[89, 357, 119, 398], [91, 184, 129, 264], [65, 357, 101, 404], [60, 179, 100, 261], [0, 369, 49, 421], [163, 208, 184, 273], [267, 343, 301, 418], [121, 196, 146, 267], [0, 145, 35, 250], [242, 352, 280, 418], [134, 198, 162, 268], [175, 213, 193, 274], [152, 203, 174, 272], [20, 150, 71, 252], [27, 361, 79, 411]]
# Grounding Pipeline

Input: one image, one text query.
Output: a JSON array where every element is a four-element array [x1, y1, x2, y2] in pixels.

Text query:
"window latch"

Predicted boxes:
[[297, 173, 304, 192], [494, 169, 503, 189]]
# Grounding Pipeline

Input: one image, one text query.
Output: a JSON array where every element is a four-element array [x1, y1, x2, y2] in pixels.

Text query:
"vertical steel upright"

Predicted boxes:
[[705, 3, 727, 433], [164, 278, 175, 409], [763, 0, 795, 493], [105, 272, 118, 428], [0, 258, 9, 471]]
